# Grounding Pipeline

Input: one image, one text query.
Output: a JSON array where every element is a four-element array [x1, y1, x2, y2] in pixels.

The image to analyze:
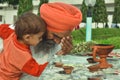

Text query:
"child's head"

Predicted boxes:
[[15, 12, 46, 46]]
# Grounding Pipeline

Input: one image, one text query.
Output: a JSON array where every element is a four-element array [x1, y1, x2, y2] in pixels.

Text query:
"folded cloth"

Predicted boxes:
[[40, 2, 82, 32]]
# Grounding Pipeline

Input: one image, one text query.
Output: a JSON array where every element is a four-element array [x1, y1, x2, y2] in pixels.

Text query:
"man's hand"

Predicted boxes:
[[57, 36, 73, 55]]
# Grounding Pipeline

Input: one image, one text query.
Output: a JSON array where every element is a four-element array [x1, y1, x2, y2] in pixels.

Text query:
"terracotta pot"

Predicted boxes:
[[86, 52, 93, 56], [87, 53, 93, 56], [88, 77, 102, 80], [88, 74, 103, 80], [92, 44, 114, 69], [87, 65, 100, 72], [87, 58, 97, 63], [54, 62, 63, 68], [63, 66, 74, 74]]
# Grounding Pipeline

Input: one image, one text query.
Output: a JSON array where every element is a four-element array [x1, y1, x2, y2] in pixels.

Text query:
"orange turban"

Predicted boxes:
[[40, 2, 82, 32]]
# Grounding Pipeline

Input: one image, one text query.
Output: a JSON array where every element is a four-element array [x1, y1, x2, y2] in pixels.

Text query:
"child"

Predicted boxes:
[[21, 2, 82, 80], [0, 12, 48, 80]]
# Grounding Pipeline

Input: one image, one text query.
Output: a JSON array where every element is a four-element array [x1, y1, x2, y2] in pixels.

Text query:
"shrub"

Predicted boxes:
[[71, 41, 97, 55], [72, 28, 120, 49], [96, 37, 120, 49]]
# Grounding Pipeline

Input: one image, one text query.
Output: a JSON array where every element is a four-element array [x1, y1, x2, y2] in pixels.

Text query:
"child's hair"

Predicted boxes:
[[15, 12, 46, 40]]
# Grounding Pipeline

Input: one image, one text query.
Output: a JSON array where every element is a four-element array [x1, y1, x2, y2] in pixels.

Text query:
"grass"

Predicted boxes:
[[71, 28, 120, 49]]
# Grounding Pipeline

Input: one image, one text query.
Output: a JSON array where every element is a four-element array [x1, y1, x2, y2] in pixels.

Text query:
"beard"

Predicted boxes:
[[34, 39, 56, 53]]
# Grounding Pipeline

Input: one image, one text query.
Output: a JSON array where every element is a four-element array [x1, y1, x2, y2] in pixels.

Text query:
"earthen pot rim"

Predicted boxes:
[[63, 66, 74, 69], [92, 44, 114, 48]]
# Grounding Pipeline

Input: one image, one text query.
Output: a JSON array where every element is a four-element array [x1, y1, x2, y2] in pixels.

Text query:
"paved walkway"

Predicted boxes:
[[112, 49, 120, 53]]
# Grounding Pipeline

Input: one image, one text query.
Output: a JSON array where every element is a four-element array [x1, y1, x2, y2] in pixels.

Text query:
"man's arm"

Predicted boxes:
[[0, 24, 14, 39]]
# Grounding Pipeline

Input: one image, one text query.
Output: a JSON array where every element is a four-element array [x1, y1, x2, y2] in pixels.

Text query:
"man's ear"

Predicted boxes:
[[23, 34, 31, 41]]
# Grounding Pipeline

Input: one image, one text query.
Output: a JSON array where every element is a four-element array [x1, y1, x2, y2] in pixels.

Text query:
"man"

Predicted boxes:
[[0, 2, 82, 80], [39, 2, 82, 54], [20, 2, 82, 80]]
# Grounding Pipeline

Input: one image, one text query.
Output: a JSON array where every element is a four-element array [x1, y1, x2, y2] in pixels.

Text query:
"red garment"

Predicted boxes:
[[0, 24, 48, 80]]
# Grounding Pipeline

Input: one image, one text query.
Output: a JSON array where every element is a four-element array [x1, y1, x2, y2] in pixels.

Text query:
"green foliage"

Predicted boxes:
[[0, 0, 7, 3], [0, 0, 19, 5], [71, 41, 97, 55], [37, 0, 49, 16], [72, 28, 120, 49], [81, 0, 87, 22], [93, 0, 108, 23], [112, 0, 120, 23], [7, 0, 19, 5], [96, 37, 120, 49], [92, 28, 120, 40], [72, 28, 120, 41], [17, 0, 33, 17], [72, 28, 86, 45]]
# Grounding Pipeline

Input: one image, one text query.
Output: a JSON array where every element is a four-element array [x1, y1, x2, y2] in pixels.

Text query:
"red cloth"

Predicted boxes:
[[22, 58, 48, 77], [0, 24, 48, 80], [0, 24, 14, 39], [75, 25, 80, 30], [40, 2, 82, 32]]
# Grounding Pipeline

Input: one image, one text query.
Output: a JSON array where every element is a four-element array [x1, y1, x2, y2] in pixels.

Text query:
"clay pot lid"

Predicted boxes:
[[87, 58, 97, 63], [87, 65, 100, 72], [63, 66, 74, 74], [88, 75, 103, 80], [63, 66, 74, 69], [88, 77, 101, 80], [54, 62, 63, 68]]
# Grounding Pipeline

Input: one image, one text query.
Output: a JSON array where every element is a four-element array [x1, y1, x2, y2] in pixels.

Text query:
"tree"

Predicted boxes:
[[112, 0, 120, 28], [93, 0, 108, 28], [7, 0, 19, 5], [37, 0, 49, 16], [81, 0, 87, 23], [0, 0, 7, 3], [17, 0, 33, 17], [0, 0, 19, 5]]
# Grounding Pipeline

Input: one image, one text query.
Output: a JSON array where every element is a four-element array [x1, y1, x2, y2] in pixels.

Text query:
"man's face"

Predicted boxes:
[[46, 30, 71, 44]]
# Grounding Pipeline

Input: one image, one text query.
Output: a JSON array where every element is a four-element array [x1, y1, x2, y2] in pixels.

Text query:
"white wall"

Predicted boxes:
[[0, 8, 38, 24], [33, 0, 40, 6], [80, 15, 113, 28], [0, 9, 17, 24], [33, 0, 114, 5], [49, 0, 83, 4], [105, 0, 114, 3]]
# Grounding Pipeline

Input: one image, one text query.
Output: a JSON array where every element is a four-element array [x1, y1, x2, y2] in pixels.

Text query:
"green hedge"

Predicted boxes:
[[96, 37, 120, 49], [72, 28, 120, 48]]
